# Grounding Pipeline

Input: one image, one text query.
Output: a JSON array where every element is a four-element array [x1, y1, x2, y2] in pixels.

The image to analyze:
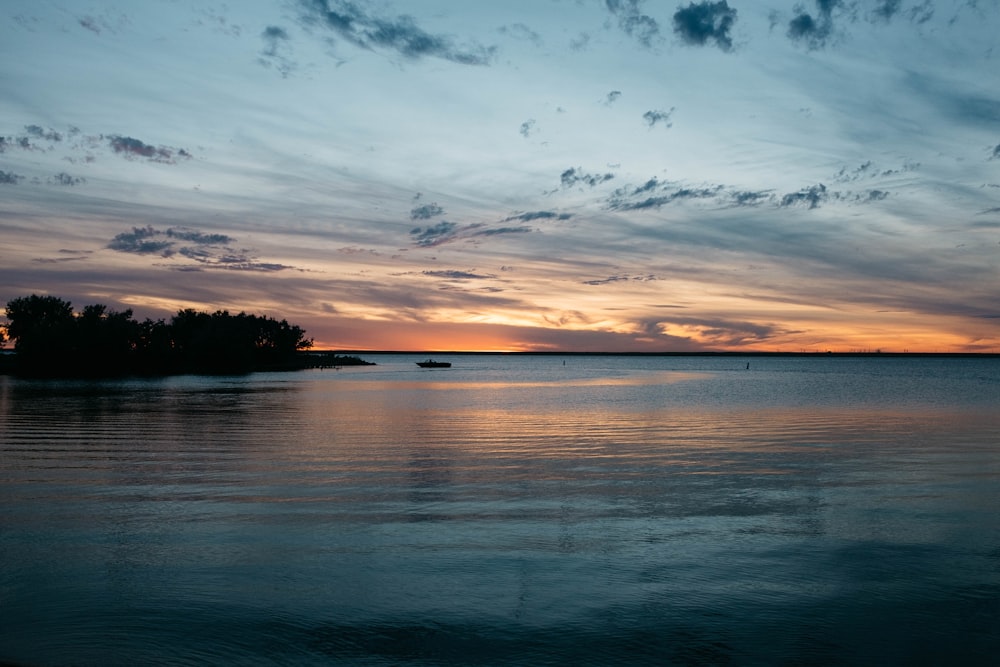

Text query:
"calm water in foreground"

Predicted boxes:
[[2, 354, 999, 665]]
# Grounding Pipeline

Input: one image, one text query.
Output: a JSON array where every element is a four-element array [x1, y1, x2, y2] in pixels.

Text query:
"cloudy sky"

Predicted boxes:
[[2, 0, 999, 352]]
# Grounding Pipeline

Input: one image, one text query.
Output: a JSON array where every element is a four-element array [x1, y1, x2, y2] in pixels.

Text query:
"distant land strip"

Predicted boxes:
[[335, 351, 1000, 358]]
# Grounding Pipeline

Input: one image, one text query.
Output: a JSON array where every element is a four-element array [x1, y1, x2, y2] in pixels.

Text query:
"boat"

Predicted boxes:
[[416, 359, 451, 368]]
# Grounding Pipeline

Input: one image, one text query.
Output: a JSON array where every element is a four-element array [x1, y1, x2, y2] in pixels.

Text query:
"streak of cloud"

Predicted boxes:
[[410, 221, 459, 247], [503, 211, 572, 222], [107, 135, 192, 163], [423, 269, 497, 280], [106, 226, 292, 272], [476, 226, 532, 237], [296, 0, 496, 65], [583, 274, 661, 285], [561, 167, 615, 188]]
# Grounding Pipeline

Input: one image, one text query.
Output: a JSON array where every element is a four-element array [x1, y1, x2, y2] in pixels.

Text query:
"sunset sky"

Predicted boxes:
[[2, 0, 999, 352]]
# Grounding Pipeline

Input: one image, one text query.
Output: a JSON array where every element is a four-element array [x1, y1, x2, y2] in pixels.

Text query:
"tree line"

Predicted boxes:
[[1, 294, 364, 377]]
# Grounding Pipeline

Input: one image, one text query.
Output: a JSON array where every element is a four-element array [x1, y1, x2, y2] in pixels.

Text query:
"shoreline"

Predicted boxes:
[[327, 350, 1000, 359]]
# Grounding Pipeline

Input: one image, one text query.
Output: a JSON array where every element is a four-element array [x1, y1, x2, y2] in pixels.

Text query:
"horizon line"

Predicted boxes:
[[313, 350, 1000, 358]]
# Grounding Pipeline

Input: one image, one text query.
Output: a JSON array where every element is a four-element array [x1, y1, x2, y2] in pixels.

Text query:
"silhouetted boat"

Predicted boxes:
[[416, 359, 451, 368]]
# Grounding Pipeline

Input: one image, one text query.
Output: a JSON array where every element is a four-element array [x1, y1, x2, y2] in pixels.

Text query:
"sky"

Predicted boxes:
[[2, 0, 999, 352]]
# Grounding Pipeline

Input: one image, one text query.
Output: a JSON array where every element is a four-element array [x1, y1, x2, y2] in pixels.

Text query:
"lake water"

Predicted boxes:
[[2, 354, 999, 665]]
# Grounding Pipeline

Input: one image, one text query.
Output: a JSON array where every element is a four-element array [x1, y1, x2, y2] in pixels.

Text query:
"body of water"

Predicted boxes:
[[2, 355, 999, 665]]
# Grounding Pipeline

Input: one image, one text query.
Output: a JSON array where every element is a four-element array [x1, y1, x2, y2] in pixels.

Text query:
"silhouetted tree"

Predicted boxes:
[[169, 309, 313, 373], [4, 294, 318, 377], [4, 295, 77, 375], [75, 304, 140, 375], [133, 318, 174, 374]]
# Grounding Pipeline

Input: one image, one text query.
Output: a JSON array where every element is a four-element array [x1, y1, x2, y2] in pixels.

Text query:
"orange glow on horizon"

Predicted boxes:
[[98, 292, 999, 355], [305, 316, 997, 354]]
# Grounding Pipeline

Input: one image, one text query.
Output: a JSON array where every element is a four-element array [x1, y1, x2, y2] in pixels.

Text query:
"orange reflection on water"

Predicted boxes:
[[318, 370, 712, 393]]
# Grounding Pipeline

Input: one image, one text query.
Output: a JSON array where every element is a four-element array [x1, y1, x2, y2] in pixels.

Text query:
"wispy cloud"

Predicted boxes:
[[779, 183, 829, 209], [653, 315, 786, 347], [519, 119, 537, 138], [834, 160, 876, 182], [165, 229, 234, 245], [296, 0, 496, 65], [907, 1, 934, 25], [729, 190, 775, 207], [261, 25, 290, 49], [48, 172, 86, 186], [75, 11, 128, 37], [604, 90, 622, 106], [776, 183, 887, 208], [423, 269, 497, 280], [106, 226, 295, 272], [108, 226, 175, 255], [607, 175, 888, 212], [337, 246, 381, 256], [561, 167, 615, 189], [410, 217, 534, 247], [0, 170, 25, 185], [870, 0, 903, 23], [1, 125, 64, 152], [643, 108, 675, 129], [476, 226, 532, 237], [503, 211, 572, 222], [259, 25, 296, 77], [672, 1, 737, 51], [78, 16, 102, 35], [24, 125, 63, 142], [787, 0, 841, 49], [605, 0, 661, 48], [608, 177, 722, 210], [904, 72, 1000, 127], [2, 124, 194, 173], [410, 202, 445, 220], [107, 135, 192, 163], [410, 221, 460, 247], [32, 249, 93, 264], [498, 23, 542, 47], [583, 273, 661, 285], [569, 32, 591, 51]]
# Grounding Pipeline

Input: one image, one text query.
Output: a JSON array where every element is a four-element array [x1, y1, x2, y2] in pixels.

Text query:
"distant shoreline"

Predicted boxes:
[[3, 350, 997, 378], [0, 351, 374, 378], [326, 350, 1000, 359]]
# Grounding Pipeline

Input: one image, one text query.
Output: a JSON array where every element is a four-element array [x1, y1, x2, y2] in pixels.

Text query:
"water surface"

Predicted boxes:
[[2, 355, 999, 664]]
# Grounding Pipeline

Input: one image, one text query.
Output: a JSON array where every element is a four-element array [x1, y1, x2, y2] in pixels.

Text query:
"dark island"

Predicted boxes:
[[0, 294, 372, 378]]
